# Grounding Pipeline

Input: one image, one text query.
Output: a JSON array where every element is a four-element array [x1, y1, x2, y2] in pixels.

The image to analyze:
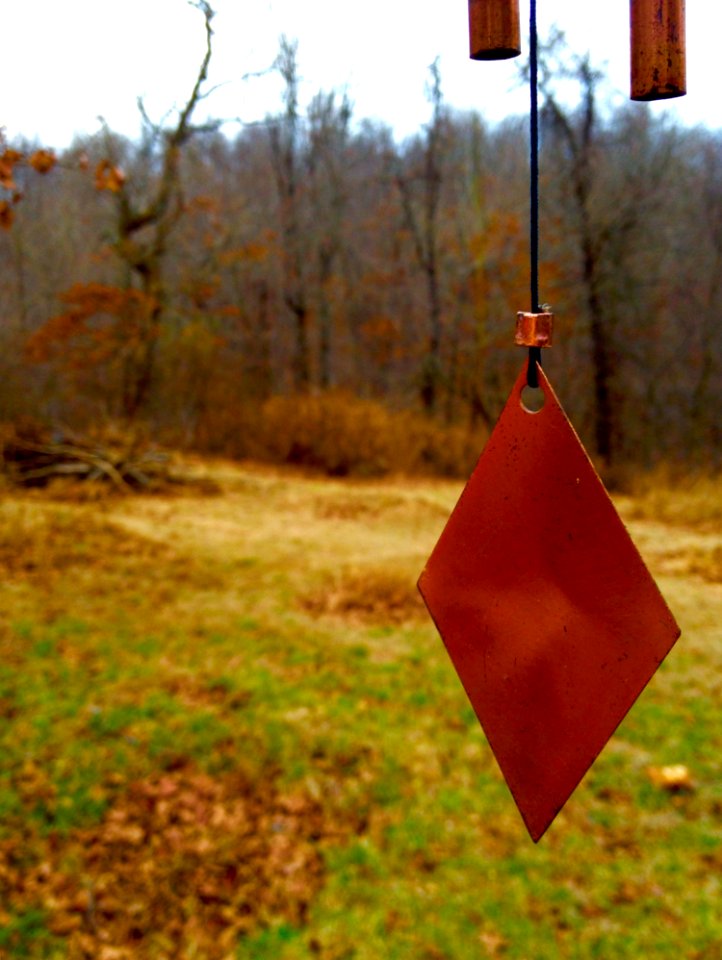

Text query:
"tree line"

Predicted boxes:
[[1, 15, 720, 471]]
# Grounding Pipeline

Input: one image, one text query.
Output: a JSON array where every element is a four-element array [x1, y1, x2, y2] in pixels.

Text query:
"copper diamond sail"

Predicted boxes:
[[418, 364, 680, 841]]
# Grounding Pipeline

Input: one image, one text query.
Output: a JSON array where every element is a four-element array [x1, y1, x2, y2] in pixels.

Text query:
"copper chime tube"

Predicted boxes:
[[468, 0, 521, 60], [630, 0, 686, 100]]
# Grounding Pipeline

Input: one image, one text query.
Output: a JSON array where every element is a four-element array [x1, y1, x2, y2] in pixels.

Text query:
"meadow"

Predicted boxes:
[[0, 460, 721, 959]]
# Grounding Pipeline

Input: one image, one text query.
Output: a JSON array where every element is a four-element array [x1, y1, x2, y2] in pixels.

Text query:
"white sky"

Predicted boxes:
[[3, 1, 721, 148]]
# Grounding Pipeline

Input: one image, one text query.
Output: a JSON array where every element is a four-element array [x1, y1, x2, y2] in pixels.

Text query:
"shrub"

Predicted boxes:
[[191, 390, 488, 478]]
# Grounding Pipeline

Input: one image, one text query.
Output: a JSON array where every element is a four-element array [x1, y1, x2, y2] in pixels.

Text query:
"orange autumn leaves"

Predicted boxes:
[[0, 146, 24, 190], [0, 146, 25, 228], [26, 284, 159, 368], [28, 148, 57, 174], [94, 159, 126, 193], [0, 145, 58, 228], [0, 139, 125, 229]]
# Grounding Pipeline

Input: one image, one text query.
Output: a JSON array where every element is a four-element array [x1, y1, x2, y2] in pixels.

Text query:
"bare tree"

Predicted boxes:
[[538, 43, 617, 461], [307, 90, 352, 389], [396, 59, 448, 414], [98, 0, 219, 419], [268, 37, 312, 391]]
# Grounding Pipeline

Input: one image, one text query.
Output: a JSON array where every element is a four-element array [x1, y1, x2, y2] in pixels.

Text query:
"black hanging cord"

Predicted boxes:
[[528, 0, 542, 389]]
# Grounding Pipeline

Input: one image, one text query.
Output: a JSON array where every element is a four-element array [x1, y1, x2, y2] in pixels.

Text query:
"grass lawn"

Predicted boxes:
[[0, 460, 720, 959]]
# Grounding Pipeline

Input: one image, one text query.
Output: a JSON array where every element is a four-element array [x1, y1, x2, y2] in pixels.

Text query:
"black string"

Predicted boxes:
[[528, 0, 541, 389]]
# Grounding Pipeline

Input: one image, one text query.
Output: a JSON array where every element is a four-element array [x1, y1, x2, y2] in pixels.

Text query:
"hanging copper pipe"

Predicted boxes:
[[469, 0, 521, 60], [630, 0, 686, 100]]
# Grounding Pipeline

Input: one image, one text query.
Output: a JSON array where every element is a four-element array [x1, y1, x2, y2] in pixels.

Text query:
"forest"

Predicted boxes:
[[1, 10, 721, 477]]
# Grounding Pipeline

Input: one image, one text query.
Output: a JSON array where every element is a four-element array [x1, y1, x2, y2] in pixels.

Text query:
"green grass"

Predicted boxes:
[[0, 465, 720, 958]]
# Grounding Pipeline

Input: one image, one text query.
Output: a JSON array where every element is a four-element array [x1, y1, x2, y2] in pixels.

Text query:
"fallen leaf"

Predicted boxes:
[[480, 930, 508, 956], [647, 764, 694, 792]]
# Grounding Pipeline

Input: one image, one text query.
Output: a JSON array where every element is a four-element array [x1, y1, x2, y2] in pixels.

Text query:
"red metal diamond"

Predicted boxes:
[[418, 364, 680, 841]]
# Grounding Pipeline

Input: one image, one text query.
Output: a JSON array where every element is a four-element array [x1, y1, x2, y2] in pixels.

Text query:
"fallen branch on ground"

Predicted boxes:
[[1, 426, 171, 492]]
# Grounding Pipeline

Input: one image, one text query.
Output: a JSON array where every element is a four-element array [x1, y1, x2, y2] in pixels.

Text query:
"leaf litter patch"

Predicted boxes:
[[0, 764, 352, 959]]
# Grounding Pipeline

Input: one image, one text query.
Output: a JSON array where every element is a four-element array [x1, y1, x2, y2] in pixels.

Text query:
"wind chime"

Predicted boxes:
[[418, 0, 685, 842]]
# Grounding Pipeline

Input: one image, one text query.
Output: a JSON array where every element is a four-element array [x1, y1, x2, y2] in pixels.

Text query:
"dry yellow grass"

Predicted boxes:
[[4, 459, 719, 625], [299, 567, 426, 624], [620, 466, 722, 531]]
